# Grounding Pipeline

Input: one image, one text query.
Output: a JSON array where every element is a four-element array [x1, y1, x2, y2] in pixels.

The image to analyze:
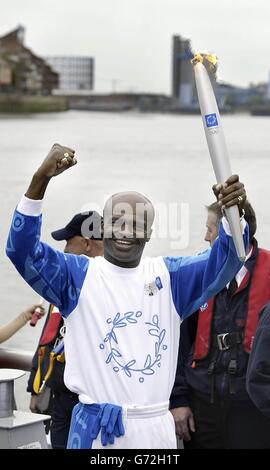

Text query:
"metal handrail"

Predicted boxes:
[[0, 348, 33, 371]]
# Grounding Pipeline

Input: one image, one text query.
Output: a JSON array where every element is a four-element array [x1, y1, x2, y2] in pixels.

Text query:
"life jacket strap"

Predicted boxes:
[[207, 349, 219, 404], [213, 331, 243, 351]]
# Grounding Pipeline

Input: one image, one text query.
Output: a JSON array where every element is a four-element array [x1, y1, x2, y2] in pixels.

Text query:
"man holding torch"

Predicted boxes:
[[6, 143, 248, 448]]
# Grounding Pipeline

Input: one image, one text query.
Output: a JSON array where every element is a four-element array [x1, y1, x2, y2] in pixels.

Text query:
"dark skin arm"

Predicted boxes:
[[25, 143, 77, 200]]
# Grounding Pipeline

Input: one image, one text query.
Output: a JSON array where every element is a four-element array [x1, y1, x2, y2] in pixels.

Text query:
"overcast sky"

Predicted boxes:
[[1, 0, 269, 93]]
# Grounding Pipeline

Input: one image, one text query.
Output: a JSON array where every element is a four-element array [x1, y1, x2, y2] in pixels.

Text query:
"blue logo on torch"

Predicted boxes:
[[205, 113, 218, 128]]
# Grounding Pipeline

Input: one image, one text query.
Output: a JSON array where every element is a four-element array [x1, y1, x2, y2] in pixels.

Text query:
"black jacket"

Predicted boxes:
[[170, 240, 260, 408], [246, 302, 270, 419], [170, 312, 198, 408]]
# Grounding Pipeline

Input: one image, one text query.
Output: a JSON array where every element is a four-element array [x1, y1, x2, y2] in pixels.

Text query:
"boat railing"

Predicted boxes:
[[0, 347, 33, 371]]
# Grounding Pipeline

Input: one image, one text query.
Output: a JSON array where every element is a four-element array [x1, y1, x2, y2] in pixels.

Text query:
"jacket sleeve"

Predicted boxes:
[[170, 313, 198, 409], [6, 196, 89, 318], [246, 304, 270, 419], [164, 217, 249, 319]]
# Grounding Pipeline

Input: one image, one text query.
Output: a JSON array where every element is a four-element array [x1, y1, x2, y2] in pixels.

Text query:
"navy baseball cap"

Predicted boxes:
[[51, 211, 103, 241]]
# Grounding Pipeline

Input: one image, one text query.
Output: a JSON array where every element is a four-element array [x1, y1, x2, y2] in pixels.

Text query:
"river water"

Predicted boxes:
[[1, 110, 270, 410]]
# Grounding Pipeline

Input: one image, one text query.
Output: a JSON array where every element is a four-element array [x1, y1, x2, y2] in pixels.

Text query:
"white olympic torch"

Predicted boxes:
[[192, 54, 246, 262]]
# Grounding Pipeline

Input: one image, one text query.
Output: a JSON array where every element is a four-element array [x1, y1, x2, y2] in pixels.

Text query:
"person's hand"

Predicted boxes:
[[212, 174, 246, 213], [30, 395, 38, 413], [22, 304, 46, 324], [170, 406, 195, 441], [25, 144, 77, 199], [36, 143, 77, 179]]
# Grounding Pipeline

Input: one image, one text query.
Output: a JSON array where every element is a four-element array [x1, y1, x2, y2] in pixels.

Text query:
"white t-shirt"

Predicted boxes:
[[64, 255, 181, 405]]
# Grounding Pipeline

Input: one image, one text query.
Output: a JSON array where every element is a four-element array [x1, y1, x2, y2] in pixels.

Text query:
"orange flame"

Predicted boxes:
[[191, 52, 218, 79]]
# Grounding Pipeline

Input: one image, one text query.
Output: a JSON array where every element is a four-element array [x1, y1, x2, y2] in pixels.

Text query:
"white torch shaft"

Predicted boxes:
[[194, 61, 246, 261]]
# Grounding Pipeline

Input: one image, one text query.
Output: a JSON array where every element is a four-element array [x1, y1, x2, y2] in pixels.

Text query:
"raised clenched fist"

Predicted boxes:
[[37, 143, 77, 178]]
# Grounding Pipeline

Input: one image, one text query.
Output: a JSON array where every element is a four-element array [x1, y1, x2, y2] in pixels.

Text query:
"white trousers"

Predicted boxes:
[[92, 401, 177, 449]]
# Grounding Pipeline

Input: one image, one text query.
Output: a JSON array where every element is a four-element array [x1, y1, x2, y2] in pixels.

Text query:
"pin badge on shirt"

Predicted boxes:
[[144, 277, 163, 296], [200, 302, 208, 312], [155, 277, 163, 290], [144, 282, 157, 296]]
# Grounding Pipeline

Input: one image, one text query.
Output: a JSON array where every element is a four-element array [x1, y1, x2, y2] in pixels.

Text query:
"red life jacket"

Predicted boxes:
[[193, 248, 270, 361], [39, 304, 62, 346]]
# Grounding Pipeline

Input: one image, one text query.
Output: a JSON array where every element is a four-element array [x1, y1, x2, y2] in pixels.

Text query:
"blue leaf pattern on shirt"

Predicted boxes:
[[100, 311, 167, 383]]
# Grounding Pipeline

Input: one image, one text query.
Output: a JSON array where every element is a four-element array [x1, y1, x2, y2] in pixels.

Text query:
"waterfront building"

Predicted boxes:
[[0, 58, 12, 89], [171, 35, 196, 108], [46, 56, 94, 93], [0, 26, 58, 94]]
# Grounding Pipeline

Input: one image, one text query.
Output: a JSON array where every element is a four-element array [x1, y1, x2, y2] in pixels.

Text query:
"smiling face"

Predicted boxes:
[[103, 192, 155, 268]]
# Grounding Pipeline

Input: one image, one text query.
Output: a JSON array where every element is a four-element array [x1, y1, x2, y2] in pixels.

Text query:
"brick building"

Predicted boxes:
[[0, 26, 58, 94]]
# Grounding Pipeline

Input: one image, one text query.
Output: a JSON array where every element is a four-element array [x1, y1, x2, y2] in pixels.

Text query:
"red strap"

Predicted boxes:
[[233, 271, 250, 295], [193, 298, 215, 360]]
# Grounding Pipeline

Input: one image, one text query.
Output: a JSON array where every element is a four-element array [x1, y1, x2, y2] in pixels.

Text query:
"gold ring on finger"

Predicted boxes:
[[61, 152, 70, 163]]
